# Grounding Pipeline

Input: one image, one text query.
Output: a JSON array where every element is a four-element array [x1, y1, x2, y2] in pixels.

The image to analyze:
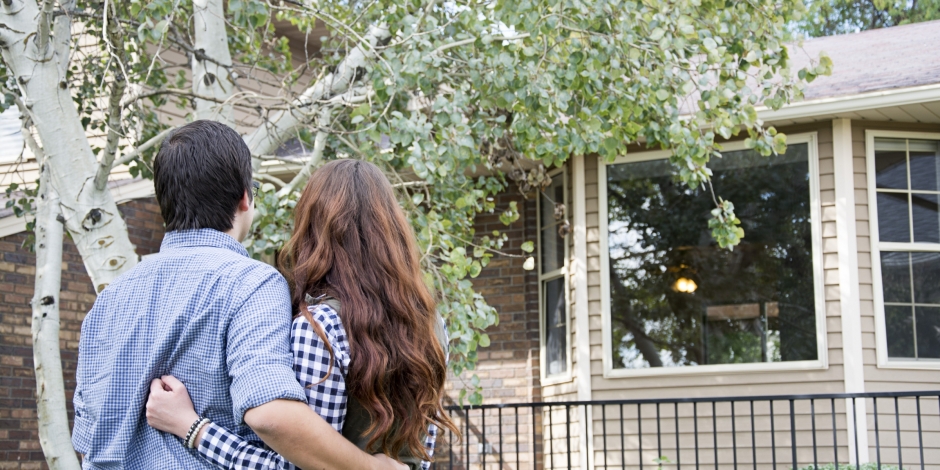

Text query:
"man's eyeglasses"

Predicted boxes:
[[251, 181, 260, 198]]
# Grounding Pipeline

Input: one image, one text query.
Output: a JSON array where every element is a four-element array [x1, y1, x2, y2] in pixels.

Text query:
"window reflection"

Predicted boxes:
[[606, 144, 818, 369]]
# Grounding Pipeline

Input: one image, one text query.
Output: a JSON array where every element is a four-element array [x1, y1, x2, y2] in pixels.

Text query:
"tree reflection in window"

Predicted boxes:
[[606, 144, 818, 368]]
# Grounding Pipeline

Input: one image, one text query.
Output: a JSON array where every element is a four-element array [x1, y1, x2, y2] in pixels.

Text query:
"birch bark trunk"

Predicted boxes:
[[0, 0, 139, 294], [31, 161, 81, 470]]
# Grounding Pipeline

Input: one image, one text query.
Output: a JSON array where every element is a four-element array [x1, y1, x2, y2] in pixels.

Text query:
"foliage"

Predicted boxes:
[[5, 0, 827, 404], [797, 0, 940, 37], [3, 182, 38, 251]]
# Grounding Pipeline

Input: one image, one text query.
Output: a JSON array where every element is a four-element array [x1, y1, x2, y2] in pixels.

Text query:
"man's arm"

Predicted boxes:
[[245, 400, 404, 470]]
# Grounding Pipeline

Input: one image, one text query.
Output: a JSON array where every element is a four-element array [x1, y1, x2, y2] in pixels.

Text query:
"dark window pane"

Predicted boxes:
[[880, 251, 912, 303], [606, 144, 816, 368], [874, 148, 907, 190], [540, 227, 565, 274], [911, 252, 940, 304], [885, 305, 915, 358], [912, 193, 940, 243], [909, 140, 940, 191], [915, 307, 940, 359], [544, 277, 568, 375], [877, 192, 910, 242]]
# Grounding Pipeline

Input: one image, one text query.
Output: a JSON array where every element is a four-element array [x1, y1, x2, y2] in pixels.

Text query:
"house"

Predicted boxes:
[[0, 19, 939, 470]]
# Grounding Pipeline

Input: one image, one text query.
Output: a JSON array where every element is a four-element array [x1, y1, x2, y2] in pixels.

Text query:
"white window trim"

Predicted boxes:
[[598, 132, 829, 378], [866, 129, 940, 370], [539, 166, 574, 385]]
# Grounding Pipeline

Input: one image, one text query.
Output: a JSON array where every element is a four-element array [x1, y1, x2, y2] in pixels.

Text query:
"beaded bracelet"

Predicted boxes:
[[183, 417, 210, 449]]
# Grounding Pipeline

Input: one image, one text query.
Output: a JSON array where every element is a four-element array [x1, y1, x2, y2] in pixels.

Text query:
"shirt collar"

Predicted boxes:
[[160, 229, 249, 257]]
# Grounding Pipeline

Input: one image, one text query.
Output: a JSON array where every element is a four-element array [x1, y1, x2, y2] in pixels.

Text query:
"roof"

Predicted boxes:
[[788, 19, 940, 101]]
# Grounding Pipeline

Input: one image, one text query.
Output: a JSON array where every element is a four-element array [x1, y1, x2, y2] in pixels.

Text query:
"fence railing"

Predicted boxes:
[[431, 391, 940, 470]]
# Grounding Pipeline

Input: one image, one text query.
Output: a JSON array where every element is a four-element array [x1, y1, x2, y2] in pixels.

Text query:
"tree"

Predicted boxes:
[[797, 0, 940, 37], [0, 0, 828, 466]]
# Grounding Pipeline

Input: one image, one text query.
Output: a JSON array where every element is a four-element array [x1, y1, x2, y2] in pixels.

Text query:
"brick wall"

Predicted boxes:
[[445, 189, 541, 405], [0, 198, 164, 469], [438, 189, 543, 469]]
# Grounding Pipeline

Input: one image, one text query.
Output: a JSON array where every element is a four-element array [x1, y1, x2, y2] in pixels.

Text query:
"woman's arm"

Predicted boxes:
[[146, 376, 295, 470]]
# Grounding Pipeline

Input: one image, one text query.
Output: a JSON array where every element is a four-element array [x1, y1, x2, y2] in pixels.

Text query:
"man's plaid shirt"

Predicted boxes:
[[72, 229, 307, 469], [196, 303, 438, 469]]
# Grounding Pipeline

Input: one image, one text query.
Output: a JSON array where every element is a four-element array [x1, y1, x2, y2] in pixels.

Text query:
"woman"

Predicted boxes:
[[146, 159, 458, 469]]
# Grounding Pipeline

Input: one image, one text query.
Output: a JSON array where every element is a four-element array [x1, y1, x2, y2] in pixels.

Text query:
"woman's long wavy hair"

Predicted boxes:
[[279, 159, 459, 460]]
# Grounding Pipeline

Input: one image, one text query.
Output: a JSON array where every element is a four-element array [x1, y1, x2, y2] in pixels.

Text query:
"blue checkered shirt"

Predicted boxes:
[[72, 229, 307, 469], [195, 303, 437, 469]]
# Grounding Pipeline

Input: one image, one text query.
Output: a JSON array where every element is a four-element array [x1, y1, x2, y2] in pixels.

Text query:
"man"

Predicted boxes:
[[73, 120, 405, 470]]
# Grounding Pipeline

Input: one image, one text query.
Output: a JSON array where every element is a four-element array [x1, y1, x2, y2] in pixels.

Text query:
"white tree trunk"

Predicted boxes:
[[31, 161, 81, 470], [193, 0, 235, 126], [0, 0, 139, 295], [244, 25, 390, 157]]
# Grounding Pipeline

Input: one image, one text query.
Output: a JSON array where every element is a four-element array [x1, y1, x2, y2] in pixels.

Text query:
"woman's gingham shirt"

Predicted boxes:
[[195, 303, 437, 469]]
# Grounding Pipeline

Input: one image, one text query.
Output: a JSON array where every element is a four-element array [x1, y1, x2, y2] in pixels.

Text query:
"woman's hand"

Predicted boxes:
[[146, 375, 199, 439]]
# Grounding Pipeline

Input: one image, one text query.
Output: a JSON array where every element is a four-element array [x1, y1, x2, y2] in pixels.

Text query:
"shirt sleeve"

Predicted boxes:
[[227, 272, 307, 424], [198, 422, 296, 470], [291, 307, 350, 432], [420, 424, 438, 470]]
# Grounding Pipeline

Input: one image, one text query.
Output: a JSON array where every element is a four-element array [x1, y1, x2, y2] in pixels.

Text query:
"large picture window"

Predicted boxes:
[[539, 170, 569, 379], [870, 135, 940, 364], [601, 137, 823, 372]]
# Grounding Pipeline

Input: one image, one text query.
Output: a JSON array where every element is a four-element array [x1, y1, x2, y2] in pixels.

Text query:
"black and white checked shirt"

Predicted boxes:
[[196, 303, 437, 469]]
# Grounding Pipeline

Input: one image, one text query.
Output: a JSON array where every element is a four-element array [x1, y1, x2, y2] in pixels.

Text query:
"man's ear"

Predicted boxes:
[[238, 191, 252, 212]]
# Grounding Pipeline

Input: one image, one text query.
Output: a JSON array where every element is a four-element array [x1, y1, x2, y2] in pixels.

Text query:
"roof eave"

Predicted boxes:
[[758, 83, 940, 124]]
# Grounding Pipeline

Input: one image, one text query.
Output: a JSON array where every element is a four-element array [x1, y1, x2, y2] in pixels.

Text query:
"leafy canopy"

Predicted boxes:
[[797, 0, 940, 37], [3, 0, 827, 403]]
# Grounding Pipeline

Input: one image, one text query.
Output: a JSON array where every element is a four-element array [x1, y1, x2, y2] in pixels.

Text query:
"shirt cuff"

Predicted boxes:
[[231, 363, 307, 424]]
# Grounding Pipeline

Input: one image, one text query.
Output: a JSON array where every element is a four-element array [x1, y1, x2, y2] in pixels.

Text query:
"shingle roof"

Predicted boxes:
[[788, 19, 940, 101]]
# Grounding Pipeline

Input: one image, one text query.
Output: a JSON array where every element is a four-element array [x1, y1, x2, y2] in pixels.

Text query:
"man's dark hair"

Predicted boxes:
[[153, 120, 253, 232]]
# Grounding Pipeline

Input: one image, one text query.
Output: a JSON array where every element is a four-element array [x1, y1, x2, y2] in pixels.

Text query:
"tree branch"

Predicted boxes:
[[244, 24, 390, 158], [276, 106, 332, 197], [95, 1, 128, 191], [431, 33, 531, 55], [109, 127, 175, 170]]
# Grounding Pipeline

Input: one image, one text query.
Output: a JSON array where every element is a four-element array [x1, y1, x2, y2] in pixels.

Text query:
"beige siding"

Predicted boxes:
[[849, 121, 940, 468], [564, 122, 864, 469], [851, 120, 940, 390]]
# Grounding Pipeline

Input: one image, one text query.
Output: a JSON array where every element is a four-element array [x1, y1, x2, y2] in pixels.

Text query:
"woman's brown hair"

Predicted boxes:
[[279, 159, 459, 460]]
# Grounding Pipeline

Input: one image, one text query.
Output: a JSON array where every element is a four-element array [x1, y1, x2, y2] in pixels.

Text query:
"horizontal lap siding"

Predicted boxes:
[[850, 120, 940, 468]]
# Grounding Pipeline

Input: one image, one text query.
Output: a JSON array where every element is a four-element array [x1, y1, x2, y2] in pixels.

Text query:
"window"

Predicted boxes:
[[600, 135, 825, 374], [539, 169, 569, 379], [870, 135, 940, 364]]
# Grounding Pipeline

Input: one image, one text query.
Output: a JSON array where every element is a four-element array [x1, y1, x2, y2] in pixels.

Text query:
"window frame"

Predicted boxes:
[[599, 132, 829, 378], [538, 166, 573, 384], [866, 129, 940, 370]]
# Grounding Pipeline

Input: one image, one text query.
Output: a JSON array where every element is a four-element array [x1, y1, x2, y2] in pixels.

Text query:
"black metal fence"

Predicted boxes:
[[430, 391, 940, 470]]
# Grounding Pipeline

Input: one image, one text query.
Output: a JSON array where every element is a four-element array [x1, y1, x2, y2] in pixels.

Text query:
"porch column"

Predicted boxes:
[[832, 118, 870, 463], [571, 154, 593, 468]]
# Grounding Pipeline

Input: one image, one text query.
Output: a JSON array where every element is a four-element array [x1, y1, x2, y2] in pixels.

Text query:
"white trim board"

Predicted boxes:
[[833, 118, 870, 464], [598, 133, 830, 379], [0, 179, 156, 239], [758, 83, 940, 123]]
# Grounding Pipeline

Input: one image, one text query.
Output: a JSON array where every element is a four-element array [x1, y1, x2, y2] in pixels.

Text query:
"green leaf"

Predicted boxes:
[[521, 241, 534, 253]]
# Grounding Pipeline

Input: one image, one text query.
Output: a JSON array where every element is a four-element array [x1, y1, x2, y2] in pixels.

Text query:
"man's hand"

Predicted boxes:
[[245, 399, 408, 470]]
